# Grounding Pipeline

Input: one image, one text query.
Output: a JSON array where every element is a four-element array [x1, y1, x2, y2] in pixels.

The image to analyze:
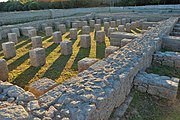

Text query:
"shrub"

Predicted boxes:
[[28, 2, 39, 10]]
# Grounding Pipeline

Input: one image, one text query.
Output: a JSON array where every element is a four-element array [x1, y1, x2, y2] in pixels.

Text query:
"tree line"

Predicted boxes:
[[0, 0, 179, 12]]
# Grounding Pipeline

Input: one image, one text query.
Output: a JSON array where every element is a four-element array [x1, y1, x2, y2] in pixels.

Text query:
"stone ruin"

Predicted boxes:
[[0, 6, 180, 120]]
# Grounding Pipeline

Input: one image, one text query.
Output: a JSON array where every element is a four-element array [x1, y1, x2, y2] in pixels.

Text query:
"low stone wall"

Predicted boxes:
[[0, 5, 179, 26], [134, 72, 179, 101], [34, 17, 178, 119], [0, 13, 94, 39], [0, 17, 178, 119], [0, 80, 36, 107], [162, 36, 180, 51], [153, 51, 180, 68]]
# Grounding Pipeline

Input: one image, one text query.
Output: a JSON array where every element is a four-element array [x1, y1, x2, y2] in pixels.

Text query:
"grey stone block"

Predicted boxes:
[[118, 25, 124, 32], [2, 42, 16, 59], [58, 24, 66, 34], [89, 20, 95, 28], [28, 29, 37, 38], [126, 23, 131, 32], [94, 24, 101, 32], [82, 26, 90, 34], [11, 28, 20, 37], [45, 27, 53, 37], [105, 46, 119, 57], [108, 27, 116, 37], [60, 40, 72, 55], [80, 34, 91, 48], [29, 48, 46, 67], [96, 19, 101, 25], [70, 28, 77, 40], [96, 31, 105, 43], [53, 31, 62, 44], [121, 38, 132, 47], [20, 27, 35, 37], [78, 58, 98, 73], [8, 33, 18, 44], [0, 59, 9, 81], [31, 36, 42, 48], [110, 21, 116, 28]]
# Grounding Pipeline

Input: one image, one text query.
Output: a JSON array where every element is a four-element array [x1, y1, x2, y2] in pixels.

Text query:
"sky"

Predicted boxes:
[[0, 0, 8, 2]]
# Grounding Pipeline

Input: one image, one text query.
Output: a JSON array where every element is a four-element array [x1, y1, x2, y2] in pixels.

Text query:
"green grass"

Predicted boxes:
[[126, 90, 180, 120], [146, 65, 180, 79], [126, 91, 163, 120], [161, 48, 180, 53], [124, 65, 180, 120], [0, 29, 111, 88]]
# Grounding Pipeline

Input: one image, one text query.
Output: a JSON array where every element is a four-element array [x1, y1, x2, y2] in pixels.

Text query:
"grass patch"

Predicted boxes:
[[125, 90, 180, 120], [0, 28, 111, 88], [124, 65, 180, 120], [161, 47, 180, 53], [146, 65, 180, 79]]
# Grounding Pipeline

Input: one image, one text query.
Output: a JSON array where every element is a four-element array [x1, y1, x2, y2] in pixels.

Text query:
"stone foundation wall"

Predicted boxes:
[[0, 17, 178, 119], [0, 13, 94, 39], [162, 36, 180, 51], [33, 17, 178, 119], [153, 51, 180, 68], [0, 5, 179, 26], [134, 72, 179, 101]]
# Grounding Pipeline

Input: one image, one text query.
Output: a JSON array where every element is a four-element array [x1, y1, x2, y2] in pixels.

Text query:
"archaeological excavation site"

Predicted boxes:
[[0, 4, 180, 120]]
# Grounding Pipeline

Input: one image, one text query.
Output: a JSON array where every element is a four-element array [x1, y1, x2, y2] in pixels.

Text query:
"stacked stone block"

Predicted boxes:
[[126, 23, 131, 32], [121, 38, 132, 47], [103, 18, 109, 22], [0, 59, 9, 81], [58, 24, 66, 34], [162, 36, 180, 51], [116, 19, 121, 26], [153, 51, 180, 68], [70, 28, 77, 40], [8, 33, 18, 44], [96, 19, 101, 25], [2, 42, 16, 59], [110, 32, 138, 46], [105, 46, 119, 57], [108, 27, 116, 37], [82, 26, 90, 34], [31, 36, 42, 48], [45, 27, 53, 37], [118, 25, 125, 32], [11, 28, 20, 37], [134, 72, 179, 101], [66, 20, 71, 28], [53, 31, 62, 44], [89, 20, 95, 28], [78, 57, 98, 72], [72, 23, 78, 29], [94, 24, 101, 32], [28, 29, 37, 38], [28, 78, 57, 97], [80, 35, 91, 48], [130, 22, 136, 30], [29, 48, 46, 67], [60, 40, 72, 55], [122, 18, 126, 25], [104, 22, 110, 34], [82, 21, 88, 26], [110, 21, 116, 28], [20, 27, 35, 37], [96, 31, 105, 43]]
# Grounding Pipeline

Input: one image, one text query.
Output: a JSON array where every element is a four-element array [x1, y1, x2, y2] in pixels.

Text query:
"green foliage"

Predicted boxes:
[[0, 0, 179, 12], [28, 2, 39, 10]]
